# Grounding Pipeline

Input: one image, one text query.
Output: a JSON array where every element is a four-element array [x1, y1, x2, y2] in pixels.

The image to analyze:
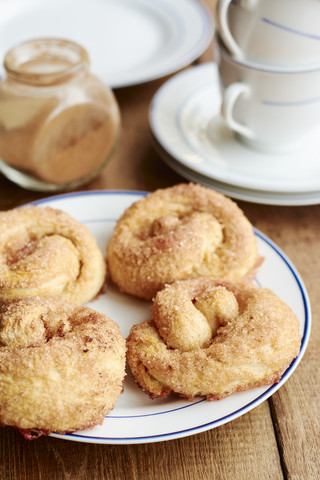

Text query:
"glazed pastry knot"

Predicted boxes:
[[127, 278, 301, 401]]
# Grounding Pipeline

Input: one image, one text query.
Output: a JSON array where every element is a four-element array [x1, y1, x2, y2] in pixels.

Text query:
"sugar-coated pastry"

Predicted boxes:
[[107, 183, 261, 299], [0, 297, 126, 438], [127, 278, 301, 400], [0, 205, 106, 305]]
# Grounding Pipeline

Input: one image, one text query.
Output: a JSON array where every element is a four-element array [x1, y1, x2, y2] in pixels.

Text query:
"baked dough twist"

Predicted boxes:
[[107, 183, 261, 299], [0, 205, 106, 305], [127, 278, 301, 400], [0, 297, 126, 437]]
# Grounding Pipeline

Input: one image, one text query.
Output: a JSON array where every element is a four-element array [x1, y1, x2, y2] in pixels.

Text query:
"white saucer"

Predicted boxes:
[[154, 139, 320, 205], [149, 62, 320, 193], [0, 0, 213, 88]]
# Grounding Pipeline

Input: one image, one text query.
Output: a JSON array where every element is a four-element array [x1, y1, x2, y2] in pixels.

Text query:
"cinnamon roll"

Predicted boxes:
[[0, 297, 126, 437], [107, 183, 261, 299], [0, 205, 106, 305]]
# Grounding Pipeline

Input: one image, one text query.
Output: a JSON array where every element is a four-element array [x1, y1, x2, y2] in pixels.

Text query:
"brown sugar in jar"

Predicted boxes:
[[0, 38, 121, 191]]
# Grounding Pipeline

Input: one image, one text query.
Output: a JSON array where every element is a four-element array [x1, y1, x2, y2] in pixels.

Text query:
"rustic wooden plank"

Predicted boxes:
[[243, 203, 320, 480], [269, 361, 320, 480], [0, 402, 283, 480]]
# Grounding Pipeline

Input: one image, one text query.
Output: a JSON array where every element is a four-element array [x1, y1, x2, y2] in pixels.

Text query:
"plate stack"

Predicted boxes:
[[150, 0, 320, 205]]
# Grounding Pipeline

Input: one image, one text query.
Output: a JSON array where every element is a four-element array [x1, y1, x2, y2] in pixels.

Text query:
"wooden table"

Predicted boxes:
[[0, 2, 319, 478]]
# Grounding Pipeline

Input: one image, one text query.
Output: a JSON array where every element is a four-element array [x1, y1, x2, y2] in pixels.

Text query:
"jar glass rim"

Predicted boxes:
[[4, 37, 90, 85]]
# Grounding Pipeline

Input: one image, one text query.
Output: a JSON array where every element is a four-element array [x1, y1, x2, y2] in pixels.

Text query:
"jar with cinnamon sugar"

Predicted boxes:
[[0, 38, 120, 191]]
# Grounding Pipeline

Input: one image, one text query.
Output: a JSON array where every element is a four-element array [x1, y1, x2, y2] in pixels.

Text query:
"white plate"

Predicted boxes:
[[154, 139, 320, 205], [149, 62, 320, 193], [30, 190, 310, 444], [0, 0, 213, 88]]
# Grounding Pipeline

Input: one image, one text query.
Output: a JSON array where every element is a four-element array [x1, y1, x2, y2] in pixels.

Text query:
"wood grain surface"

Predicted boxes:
[[0, 1, 319, 479]]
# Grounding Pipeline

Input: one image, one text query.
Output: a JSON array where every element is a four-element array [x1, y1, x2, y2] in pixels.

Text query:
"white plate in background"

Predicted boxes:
[[0, 0, 214, 88]]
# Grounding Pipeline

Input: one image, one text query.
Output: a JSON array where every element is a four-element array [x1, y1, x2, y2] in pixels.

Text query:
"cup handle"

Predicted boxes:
[[217, 0, 258, 57], [217, 0, 243, 57], [221, 82, 253, 139]]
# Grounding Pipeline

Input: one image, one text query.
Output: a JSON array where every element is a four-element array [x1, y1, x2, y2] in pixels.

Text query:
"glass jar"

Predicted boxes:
[[0, 38, 121, 191]]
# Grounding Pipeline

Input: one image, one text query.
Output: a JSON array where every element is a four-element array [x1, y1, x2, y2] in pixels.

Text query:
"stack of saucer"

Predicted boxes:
[[149, 0, 320, 205]]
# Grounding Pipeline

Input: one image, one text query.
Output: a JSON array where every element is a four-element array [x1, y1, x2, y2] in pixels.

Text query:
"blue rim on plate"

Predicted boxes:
[[30, 190, 311, 444]]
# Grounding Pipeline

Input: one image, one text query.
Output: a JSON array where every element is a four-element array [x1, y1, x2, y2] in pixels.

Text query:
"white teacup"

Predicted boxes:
[[217, 0, 320, 67], [216, 42, 320, 152]]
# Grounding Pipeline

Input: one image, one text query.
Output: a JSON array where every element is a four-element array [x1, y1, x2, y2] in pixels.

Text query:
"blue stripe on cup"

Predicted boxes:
[[262, 17, 320, 41]]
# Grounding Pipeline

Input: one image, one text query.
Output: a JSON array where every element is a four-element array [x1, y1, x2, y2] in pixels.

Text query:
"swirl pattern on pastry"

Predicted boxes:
[[107, 183, 261, 299], [0, 297, 126, 436], [0, 205, 106, 305], [127, 278, 301, 400]]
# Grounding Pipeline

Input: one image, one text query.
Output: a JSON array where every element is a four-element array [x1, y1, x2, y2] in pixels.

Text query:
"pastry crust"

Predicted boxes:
[[107, 183, 261, 299], [127, 278, 301, 400], [0, 297, 126, 435], [0, 205, 106, 305]]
